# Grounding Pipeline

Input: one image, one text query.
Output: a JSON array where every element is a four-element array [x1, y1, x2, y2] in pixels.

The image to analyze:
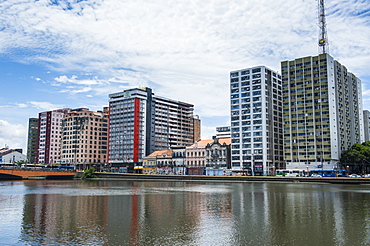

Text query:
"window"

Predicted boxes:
[[252, 68, 261, 73]]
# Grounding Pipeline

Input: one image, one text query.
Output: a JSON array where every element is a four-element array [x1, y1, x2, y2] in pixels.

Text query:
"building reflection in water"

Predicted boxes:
[[17, 180, 370, 245]]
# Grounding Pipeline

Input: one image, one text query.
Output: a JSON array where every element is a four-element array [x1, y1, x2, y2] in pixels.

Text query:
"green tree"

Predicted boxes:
[[340, 142, 370, 174], [16, 160, 26, 166], [81, 167, 98, 179]]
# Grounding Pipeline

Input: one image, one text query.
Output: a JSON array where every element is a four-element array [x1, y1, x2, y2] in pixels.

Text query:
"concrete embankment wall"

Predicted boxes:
[[76, 172, 370, 185]]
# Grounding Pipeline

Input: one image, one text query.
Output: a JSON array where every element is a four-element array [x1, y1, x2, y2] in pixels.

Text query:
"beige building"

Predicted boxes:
[[143, 149, 174, 174], [60, 108, 108, 170], [186, 138, 230, 175], [193, 115, 201, 142]]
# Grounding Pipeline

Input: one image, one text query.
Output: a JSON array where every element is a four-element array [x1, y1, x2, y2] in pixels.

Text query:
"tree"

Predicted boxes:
[[16, 160, 26, 166], [340, 142, 370, 174], [81, 167, 98, 179]]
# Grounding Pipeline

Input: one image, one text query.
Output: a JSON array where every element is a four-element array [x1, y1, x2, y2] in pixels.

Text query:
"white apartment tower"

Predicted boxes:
[[281, 53, 364, 171], [230, 66, 284, 176]]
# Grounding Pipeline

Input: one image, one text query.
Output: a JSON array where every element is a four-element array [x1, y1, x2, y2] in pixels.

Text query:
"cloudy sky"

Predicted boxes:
[[0, 0, 370, 153]]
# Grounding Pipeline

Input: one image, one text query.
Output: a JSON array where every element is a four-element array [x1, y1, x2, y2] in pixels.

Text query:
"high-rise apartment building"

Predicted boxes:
[[215, 126, 231, 139], [193, 115, 201, 142], [37, 108, 71, 164], [363, 110, 370, 142], [27, 118, 39, 163], [281, 53, 364, 171], [230, 66, 284, 176], [60, 108, 108, 169], [109, 87, 199, 164]]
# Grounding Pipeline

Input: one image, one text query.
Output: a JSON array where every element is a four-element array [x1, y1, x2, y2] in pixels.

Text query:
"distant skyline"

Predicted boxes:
[[1, 0, 370, 153]]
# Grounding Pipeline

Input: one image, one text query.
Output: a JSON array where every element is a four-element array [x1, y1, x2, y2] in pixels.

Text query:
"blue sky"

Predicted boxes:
[[1, 0, 370, 153]]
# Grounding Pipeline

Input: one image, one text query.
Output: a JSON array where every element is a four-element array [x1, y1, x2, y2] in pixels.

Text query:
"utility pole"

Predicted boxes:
[[318, 0, 329, 54]]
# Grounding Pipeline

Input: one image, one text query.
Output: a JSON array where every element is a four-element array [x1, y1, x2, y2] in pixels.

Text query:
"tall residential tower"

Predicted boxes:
[[37, 108, 71, 164], [109, 87, 199, 165], [27, 118, 39, 163], [281, 53, 364, 171], [230, 66, 284, 175], [60, 108, 108, 169]]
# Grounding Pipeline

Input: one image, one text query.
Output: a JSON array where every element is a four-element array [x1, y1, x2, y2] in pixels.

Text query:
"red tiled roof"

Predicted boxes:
[[147, 149, 172, 157], [189, 138, 231, 147]]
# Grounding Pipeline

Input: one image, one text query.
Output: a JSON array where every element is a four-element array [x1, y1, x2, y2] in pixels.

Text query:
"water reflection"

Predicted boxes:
[[0, 180, 370, 245]]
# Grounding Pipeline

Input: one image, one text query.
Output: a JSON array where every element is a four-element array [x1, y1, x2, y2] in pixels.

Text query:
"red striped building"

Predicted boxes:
[[109, 88, 200, 167]]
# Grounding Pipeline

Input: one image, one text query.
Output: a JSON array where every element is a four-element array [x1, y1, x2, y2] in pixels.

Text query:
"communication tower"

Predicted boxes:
[[318, 0, 329, 54]]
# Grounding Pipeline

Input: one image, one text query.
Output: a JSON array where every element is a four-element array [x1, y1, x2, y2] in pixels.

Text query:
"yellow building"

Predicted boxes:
[[281, 53, 363, 171]]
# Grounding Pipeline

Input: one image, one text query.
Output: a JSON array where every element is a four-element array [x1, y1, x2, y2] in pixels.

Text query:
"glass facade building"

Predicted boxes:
[[109, 88, 198, 163]]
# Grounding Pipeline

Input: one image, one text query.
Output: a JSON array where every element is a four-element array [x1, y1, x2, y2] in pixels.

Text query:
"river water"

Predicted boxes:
[[1, 179, 370, 245]]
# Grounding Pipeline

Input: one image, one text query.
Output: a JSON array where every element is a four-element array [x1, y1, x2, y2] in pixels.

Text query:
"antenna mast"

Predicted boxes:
[[318, 0, 329, 54]]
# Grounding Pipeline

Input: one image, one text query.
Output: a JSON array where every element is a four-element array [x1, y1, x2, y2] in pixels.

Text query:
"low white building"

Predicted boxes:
[[0, 148, 27, 164]]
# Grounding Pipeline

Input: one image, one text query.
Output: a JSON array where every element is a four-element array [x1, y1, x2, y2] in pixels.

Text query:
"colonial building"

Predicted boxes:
[[143, 149, 173, 174], [60, 108, 108, 170], [172, 147, 186, 175], [186, 138, 230, 175], [205, 137, 231, 176], [156, 149, 174, 174], [143, 147, 186, 175], [142, 151, 158, 174]]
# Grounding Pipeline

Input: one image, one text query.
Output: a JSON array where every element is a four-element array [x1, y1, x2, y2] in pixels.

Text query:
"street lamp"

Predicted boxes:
[[346, 165, 350, 176]]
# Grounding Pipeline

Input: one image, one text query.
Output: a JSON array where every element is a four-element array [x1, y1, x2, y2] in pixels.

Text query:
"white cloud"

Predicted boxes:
[[201, 125, 218, 141], [1, 0, 370, 139], [54, 75, 104, 85], [17, 103, 28, 108], [28, 101, 64, 111], [0, 120, 27, 152]]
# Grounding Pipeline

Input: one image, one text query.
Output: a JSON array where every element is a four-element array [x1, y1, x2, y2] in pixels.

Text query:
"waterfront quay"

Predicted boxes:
[[76, 172, 370, 185], [0, 167, 76, 180]]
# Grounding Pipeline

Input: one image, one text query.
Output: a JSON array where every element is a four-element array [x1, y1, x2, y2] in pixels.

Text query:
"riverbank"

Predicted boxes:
[[76, 172, 370, 185]]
